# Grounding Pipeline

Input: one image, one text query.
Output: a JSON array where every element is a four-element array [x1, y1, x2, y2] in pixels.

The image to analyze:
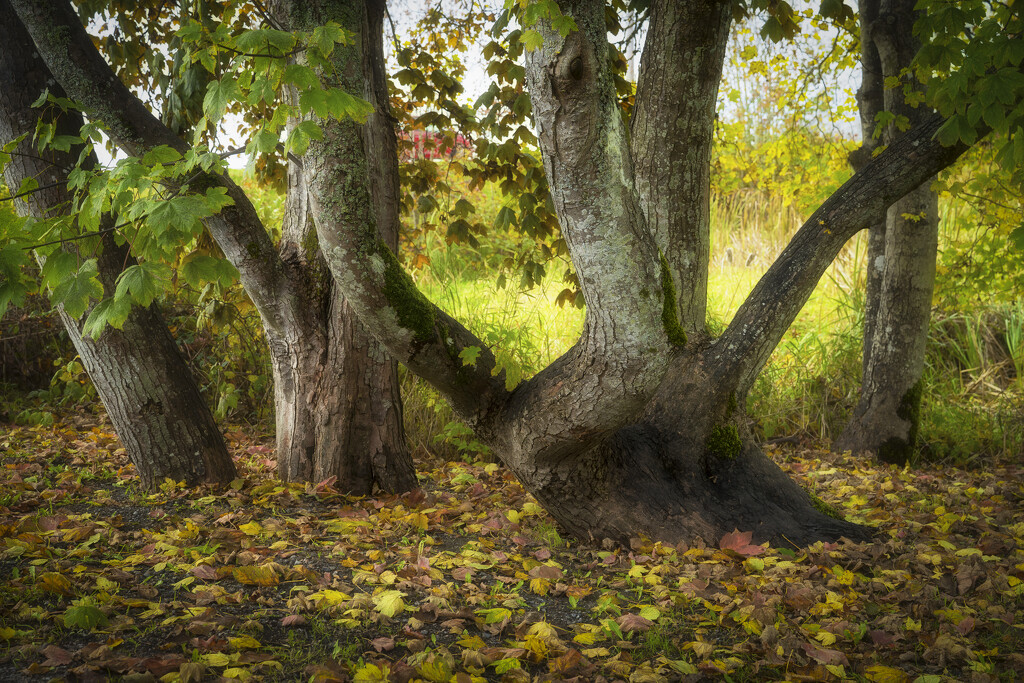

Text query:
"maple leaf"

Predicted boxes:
[[719, 529, 766, 557]]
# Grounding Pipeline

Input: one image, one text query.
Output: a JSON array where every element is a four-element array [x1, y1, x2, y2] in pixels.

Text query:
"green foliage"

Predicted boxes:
[[915, 0, 1024, 189]]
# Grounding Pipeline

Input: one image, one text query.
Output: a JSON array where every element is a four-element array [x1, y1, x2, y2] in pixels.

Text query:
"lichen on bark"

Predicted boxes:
[[377, 239, 436, 343]]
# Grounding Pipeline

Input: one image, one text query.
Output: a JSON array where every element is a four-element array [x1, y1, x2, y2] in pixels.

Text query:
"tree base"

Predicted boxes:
[[522, 422, 875, 549]]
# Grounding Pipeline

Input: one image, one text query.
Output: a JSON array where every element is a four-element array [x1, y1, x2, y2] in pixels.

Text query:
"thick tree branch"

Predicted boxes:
[[631, 0, 731, 335], [8, 0, 301, 338], [710, 113, 975, 391]]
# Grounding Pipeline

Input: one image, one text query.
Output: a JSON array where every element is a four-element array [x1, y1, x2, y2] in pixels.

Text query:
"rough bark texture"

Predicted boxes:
[[0, 2, 235, 489], [632, 0, 731, 336], [836, 0, 939, 464], [10, 0, 415, 493], [851, 0, 887, 367]]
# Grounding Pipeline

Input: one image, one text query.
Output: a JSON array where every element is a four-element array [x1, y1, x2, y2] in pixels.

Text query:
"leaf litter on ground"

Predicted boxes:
[[0, 412, 1022, 682]]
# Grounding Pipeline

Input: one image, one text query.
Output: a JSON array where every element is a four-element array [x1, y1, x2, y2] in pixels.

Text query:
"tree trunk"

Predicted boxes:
[[271, 152, 414, 492], [0, 3, 235, 489], [836, 0, 938, 464], [8, 0, 416, 494]]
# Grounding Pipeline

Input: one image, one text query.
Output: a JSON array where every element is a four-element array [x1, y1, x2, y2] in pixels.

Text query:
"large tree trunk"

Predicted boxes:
[[835, 0, 938, 464], [0, 3, 235, 489], [8, 0, 416, 494], [279, 0, 974, 546]]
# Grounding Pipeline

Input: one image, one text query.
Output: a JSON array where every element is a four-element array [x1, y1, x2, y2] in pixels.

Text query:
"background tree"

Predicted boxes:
[[0, 1, 236, 489], [836, 0, 940, 464]]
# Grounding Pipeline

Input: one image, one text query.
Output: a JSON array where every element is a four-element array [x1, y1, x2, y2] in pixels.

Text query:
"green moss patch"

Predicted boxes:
[[378, 241, 436, 344], [659, 254, 687, 348]]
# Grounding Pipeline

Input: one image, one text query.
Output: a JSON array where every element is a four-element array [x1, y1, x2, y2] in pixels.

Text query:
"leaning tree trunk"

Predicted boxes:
[[8, 0, 416, 495], [835, 0, 939, 464], [0, 4, 235, 489]]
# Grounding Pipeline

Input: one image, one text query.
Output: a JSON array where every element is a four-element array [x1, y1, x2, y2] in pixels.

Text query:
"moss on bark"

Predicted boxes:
[[659, 254, 687, 347], [378, 240, 435, 343], [705, 424, 741, 460]]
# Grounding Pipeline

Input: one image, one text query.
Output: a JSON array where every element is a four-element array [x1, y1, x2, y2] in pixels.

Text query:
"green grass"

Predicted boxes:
[[404, 181, 1024, 465]]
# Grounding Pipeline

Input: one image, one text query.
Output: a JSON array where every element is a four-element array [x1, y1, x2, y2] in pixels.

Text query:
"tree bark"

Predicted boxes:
[[632, 0, 731, 336], [835, 0, 939, 464], [10, 0, 416, 493], [0, 2, 235, 489]]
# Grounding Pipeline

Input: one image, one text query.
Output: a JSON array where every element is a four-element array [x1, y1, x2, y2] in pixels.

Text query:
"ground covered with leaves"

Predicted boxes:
[[1, 414, 1023, 683]]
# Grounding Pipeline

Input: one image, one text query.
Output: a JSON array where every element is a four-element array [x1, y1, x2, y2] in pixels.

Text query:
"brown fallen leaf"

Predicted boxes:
[[616, 613, 654, 633], [370, 636, 395, 652], [801, 642, 849, 666]]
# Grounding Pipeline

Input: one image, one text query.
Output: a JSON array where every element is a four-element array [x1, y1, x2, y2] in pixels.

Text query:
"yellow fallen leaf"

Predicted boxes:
[[38, 572, 74, 595], [372, 589, 406, 618], [232, 565, 279, 586], [238, 522, 262, 536], [228, 635, 261, 650], [864, 664, 911, 683], [353, 663, 390, 682]]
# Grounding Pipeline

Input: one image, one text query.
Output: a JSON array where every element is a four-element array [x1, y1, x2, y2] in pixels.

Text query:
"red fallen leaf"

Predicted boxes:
[[138, 655, 187, 677], [801, 643, 849, 666], [534, 548, 552, 561], [42, 645, 73, 666], [281, 614, 307, 627], [784, 585, 815, 610], [719, 529, 765, 557], [528, 565, 563, 580], [451, 567, 473, 581], [370, 637, 395, 652], [191, 565, 218, 580], [616, 613, 654, 633]]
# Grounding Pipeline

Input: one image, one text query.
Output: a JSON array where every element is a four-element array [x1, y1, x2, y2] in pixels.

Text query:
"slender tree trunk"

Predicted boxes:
[[0, 3, 235, 489], [850, 0, 887, 373], [632, 0, 731, 336], [8, 0, 416, 494], [836, 0, 939, 464]]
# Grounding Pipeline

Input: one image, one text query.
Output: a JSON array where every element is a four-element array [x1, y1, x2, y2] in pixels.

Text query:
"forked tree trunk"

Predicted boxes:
[[279, 0, 972, 546], [0, 5, 235, 489], [836, 0, 938, 464], [8, 0, 416, 494]]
